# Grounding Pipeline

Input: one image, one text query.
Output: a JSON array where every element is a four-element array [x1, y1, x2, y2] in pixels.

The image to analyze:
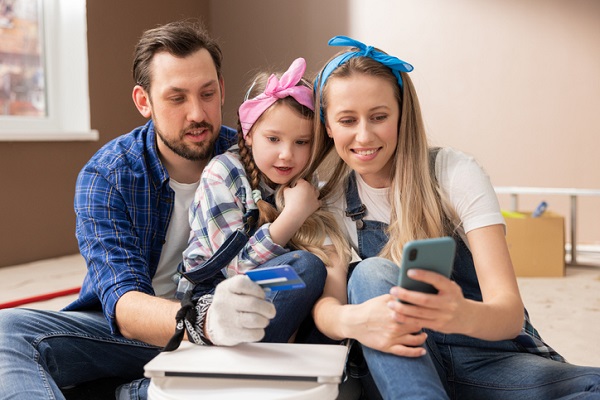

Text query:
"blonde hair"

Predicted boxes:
[[316, 54, 459, 266], [237, 70, 351, 268]]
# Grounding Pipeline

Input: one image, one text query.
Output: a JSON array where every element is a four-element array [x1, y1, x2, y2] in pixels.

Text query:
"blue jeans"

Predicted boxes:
[[0, 308, 159, 399], [348, 257, 600, 400]]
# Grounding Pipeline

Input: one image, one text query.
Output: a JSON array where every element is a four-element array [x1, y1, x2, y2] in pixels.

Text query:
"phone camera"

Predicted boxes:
[[409, 248, 418, 261]]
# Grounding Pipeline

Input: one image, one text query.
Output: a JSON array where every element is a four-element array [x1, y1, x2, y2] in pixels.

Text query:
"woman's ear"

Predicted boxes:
[[325, 124, 333, 138], [132, 85, 152, 118]]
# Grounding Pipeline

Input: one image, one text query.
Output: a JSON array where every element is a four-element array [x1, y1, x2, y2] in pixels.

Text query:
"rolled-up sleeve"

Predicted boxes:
[[73, 166, 154, 334]]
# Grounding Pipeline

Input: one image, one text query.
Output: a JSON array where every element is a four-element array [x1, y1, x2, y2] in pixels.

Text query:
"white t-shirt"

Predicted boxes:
[[152, 179, 199, 298], [328, 148, 504, 254]]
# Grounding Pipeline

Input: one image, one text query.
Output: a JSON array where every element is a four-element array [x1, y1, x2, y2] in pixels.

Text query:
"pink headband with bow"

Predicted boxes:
[[238, 57, 314, 138]]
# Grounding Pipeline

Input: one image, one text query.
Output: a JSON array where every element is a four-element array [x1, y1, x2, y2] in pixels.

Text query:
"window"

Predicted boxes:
[[0, 0, 97, 141]]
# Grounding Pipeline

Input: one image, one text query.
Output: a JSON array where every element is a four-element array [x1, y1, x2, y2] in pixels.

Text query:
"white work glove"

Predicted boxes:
[[206, 275, 276, 346]]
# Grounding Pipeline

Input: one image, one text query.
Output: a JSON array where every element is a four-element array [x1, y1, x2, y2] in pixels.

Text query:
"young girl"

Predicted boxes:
[[312, 36, 600, 399], [179, 57, 349, 345]]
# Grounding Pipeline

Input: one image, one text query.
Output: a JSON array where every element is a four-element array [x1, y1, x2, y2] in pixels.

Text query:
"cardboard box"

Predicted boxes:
[[504, 211, 565, 277]]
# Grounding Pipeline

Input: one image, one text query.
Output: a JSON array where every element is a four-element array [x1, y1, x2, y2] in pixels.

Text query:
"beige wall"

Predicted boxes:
[[214, 0, 600, 247], [210, 0, 350, 127], [349, 0, 600, 246], [1, 0, 598, 267]]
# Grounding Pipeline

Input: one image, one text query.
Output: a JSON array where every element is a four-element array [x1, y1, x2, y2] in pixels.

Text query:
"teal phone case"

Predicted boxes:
[[398, 237, 456, 295]]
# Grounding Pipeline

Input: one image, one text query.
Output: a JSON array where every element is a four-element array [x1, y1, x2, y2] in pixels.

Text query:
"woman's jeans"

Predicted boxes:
[[0, 250, 327, 400], [348, 257, 600, 400]]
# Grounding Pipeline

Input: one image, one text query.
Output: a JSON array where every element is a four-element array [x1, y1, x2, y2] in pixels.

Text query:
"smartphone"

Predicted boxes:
[[245, 265, 306, 291], [398, 237, 456, 299]]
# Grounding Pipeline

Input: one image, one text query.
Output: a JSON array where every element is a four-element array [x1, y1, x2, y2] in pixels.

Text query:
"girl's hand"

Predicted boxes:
[[268, 179, 320, 247], [282, 179, 321, 220], [348, 294, 428, 358], [388, 269, 468, 334]]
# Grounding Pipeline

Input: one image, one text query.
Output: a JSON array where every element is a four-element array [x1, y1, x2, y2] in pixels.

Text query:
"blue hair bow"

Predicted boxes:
[[316, 36, 414, 122]]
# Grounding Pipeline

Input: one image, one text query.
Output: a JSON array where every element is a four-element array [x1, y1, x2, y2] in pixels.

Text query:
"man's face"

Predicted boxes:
[[146, 49, 224, 162]]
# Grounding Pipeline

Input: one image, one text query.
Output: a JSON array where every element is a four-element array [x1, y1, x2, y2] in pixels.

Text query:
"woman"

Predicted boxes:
[[312, 35, 600, 399]]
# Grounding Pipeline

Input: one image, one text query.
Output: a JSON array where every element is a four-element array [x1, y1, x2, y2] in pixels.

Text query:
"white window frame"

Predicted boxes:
[[0, 0, 97, 141]]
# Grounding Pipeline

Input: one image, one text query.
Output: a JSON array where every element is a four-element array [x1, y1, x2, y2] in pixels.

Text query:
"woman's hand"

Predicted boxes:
[[346, 294, 428, 357], [389, 226, 525, 341], [388, 269, 468, 334]]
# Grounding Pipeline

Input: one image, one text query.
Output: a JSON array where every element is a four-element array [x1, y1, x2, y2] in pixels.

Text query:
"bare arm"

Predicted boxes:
[[115, 291, 181, 346], [465, 224, 524, 338], [116, 275, 277, 347], [311, 247, 350, 340], [390, 224, 524, 340], [312, 247, 427, 357], [269, 179, 320, 246]]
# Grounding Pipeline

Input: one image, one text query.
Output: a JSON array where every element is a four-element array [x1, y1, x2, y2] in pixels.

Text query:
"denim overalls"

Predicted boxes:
[[344, 170, 484, 302], [343, 152, 566, 398]]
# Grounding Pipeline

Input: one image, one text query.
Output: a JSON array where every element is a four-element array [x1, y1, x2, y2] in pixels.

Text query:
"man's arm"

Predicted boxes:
[[116, 275, 277, 347], [74, 164, 158, 335], [116, 292, 181, 346]]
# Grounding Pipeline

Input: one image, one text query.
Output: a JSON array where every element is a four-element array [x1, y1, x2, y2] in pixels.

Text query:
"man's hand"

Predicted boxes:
[[206, 275, 276, 346]]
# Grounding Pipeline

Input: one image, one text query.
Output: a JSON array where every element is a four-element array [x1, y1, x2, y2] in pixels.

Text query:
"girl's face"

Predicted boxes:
[[245, 103, 313, 186], [325, 74, 399, 188]]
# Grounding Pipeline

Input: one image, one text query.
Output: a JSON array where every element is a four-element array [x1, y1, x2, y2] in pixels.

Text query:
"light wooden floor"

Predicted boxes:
[[1, 253, 599, 367]]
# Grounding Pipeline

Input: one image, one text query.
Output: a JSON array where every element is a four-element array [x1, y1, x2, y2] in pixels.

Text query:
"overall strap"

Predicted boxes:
[[179, 208, 259, 285], [344, 171, 367, 230], [180, 229, 249, 285], [344, 148, 441, 232]]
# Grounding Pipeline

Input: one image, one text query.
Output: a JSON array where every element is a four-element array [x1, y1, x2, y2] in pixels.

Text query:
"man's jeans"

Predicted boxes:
[[348, 257, 600, 400], [0, 308, 159, 399]]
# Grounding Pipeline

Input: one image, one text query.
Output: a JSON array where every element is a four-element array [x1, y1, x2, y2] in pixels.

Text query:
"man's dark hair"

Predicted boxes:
[[132, 19, 223, 93]]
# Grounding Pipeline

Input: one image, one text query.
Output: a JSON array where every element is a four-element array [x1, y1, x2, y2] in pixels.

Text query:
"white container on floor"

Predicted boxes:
[[148, 376, 338, 400]]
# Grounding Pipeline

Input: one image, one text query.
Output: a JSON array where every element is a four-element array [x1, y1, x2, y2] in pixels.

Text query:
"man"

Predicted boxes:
[[0, 20, 278, 399]]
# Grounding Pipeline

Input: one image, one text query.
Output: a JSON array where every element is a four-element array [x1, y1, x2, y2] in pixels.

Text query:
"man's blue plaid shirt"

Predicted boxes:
[[63, 120, 237, 334]]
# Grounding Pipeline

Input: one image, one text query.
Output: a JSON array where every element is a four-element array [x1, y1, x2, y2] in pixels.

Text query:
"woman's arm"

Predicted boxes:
[[390, 224, 524, 341], [312, 247, 427, 357], [464, 224, 524, 338]]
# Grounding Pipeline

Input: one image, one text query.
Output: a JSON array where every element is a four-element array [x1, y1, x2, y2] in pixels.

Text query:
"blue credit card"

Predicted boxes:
[[245, 265, 306, 291]]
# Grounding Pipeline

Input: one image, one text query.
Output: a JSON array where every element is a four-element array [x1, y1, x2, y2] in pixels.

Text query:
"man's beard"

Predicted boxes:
[[155, 122, 217, 161]]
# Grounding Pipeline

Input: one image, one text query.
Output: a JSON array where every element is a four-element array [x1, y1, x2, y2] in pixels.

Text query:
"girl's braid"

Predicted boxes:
[[236, 120, 279, 227]]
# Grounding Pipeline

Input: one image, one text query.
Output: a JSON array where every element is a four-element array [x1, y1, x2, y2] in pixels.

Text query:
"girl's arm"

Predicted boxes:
[[184, 155, 287, 274], [312, 247, 427, 357], [268, 179, 321, 246], [390, 224, 524, 341]]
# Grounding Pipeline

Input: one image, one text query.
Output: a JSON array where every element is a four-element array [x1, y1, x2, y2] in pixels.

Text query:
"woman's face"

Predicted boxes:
[[324, 74, 399, 188]]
